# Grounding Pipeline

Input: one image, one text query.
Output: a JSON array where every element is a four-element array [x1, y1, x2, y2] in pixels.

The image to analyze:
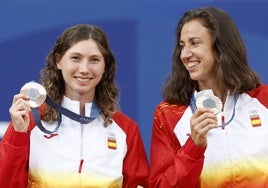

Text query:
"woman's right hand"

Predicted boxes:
[[190, 108, 218, 147], [9, 93, 31, 132]]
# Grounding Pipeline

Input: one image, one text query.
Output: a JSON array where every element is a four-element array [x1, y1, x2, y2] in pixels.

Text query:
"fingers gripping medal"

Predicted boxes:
[[196, 94, 223, 114], [20, 82, 47, 108]]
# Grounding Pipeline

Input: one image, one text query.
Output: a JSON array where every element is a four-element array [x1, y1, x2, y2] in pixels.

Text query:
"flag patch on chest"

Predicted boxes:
[[107, 132, 117, 150], [248, 108, 262, 127], [250, 115, 261, 127]]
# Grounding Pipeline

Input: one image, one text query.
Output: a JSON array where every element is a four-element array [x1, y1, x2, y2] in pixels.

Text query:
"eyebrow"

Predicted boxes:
[[68, 52, 103, 57], [180, 36, 202, 43], [68, 52, 82, 56], [181, 36, 202, 41]]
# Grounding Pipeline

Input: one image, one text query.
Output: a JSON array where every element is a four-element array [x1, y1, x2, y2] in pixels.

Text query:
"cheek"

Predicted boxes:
[[92, 65, 105, 77], [99, 64, 106, 74], [56, 59, 69, 71], [203, 58, 216, 74]]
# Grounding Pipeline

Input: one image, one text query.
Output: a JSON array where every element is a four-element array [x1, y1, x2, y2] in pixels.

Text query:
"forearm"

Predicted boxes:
[[149, 137, 205, 188]]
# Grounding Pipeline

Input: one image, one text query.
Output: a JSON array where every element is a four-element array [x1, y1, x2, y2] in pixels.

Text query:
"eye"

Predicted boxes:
[[191, 40, 201, 47], [88, 58, 99, 64], [89, 56, 103, 64], [71, 56, 80, 62], [92, 58, 100, 62]]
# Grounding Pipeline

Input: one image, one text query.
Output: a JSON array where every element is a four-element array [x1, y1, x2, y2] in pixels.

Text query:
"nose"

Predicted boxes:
[[79, 60, 89, 73], [180, 46, 192, 59]]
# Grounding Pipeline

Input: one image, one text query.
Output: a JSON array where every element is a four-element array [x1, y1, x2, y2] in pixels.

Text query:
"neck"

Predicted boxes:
[[64, 93, 94, 116], [80, 103, 85, 116], [216, 91, 227, 104]]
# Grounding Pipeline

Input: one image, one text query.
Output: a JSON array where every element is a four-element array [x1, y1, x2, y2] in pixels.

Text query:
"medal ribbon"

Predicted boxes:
[[32, 96, 100, 134]]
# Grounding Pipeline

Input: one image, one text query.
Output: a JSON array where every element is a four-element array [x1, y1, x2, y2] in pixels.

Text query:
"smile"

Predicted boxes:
[[188, 61, 199, 68], [75, 77, 91, 82]]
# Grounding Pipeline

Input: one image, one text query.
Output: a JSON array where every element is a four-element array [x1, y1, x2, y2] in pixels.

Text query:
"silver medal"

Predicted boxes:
[[20, 82, 47, 108], [196, 94, 223, 114]]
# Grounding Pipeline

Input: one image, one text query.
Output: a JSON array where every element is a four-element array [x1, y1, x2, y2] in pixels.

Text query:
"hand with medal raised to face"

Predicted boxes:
[[190, 90, 221, 147], [9, 82, 47, 132]]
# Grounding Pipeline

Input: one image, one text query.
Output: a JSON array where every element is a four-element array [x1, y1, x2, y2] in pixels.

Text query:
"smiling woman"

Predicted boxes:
[[149, 6, 268, 188], [0, 24, 149, 188]]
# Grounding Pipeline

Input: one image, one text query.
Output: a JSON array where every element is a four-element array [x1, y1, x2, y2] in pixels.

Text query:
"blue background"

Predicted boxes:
[[0, 0, 268, 158]]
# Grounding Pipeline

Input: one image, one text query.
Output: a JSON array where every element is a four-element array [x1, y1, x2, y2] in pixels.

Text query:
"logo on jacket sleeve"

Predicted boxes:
[[107, 132, 117, 150]]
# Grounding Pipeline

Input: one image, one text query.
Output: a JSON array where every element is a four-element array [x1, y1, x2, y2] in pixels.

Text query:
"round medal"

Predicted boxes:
[[20, 82, 47, 108], [196, 94, 222, 114]]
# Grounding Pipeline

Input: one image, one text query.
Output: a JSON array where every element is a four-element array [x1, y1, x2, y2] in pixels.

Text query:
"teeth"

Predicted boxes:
[[188, 62, 198, 68], [77, 77, 90, 82]]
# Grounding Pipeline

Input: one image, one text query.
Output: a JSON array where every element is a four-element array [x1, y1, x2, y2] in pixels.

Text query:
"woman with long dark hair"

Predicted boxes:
[[149, 7, 268, 187]]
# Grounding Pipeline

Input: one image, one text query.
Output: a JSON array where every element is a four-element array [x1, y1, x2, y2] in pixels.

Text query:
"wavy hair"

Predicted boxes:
[[163, 6, 260, 105], [39, 24, 119, 126]]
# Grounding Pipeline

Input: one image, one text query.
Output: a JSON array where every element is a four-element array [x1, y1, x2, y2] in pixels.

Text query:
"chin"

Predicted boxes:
[[189, 75, 199, 81]]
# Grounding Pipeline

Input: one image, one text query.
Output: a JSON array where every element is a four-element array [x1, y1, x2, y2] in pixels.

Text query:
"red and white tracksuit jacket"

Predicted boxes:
[[0, 96, 149, 188], [149, 84, 268, 188]]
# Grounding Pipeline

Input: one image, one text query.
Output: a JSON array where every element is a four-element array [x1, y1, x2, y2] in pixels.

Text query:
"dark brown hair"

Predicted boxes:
[[40, 24, 119, 126], [163, 6, 260, 105]]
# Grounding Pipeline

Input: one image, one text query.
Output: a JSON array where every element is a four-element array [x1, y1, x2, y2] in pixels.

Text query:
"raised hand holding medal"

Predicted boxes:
[[19, 81, 100, 134], [191, 89, 238, 128], [8, 81, 45, 132]]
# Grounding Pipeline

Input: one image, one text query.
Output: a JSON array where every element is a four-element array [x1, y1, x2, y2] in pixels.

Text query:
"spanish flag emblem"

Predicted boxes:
[[107, 137, 117, 150], [250, 115, 261, 127]]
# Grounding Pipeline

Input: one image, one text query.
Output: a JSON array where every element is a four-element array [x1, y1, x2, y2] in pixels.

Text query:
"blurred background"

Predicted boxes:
[[0, 0, 268, 159]]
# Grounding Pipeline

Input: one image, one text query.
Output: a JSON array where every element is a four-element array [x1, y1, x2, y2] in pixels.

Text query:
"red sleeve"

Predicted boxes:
[[0, 113, 35, 188], [149, 102, 206, 188], [113, 111, 149, 188], [247, 84, 268, 107]]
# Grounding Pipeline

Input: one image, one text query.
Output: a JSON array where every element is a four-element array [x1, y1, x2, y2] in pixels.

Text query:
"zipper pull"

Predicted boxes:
[[221, 115, 225, 129], [78, 159, 84, 173]]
